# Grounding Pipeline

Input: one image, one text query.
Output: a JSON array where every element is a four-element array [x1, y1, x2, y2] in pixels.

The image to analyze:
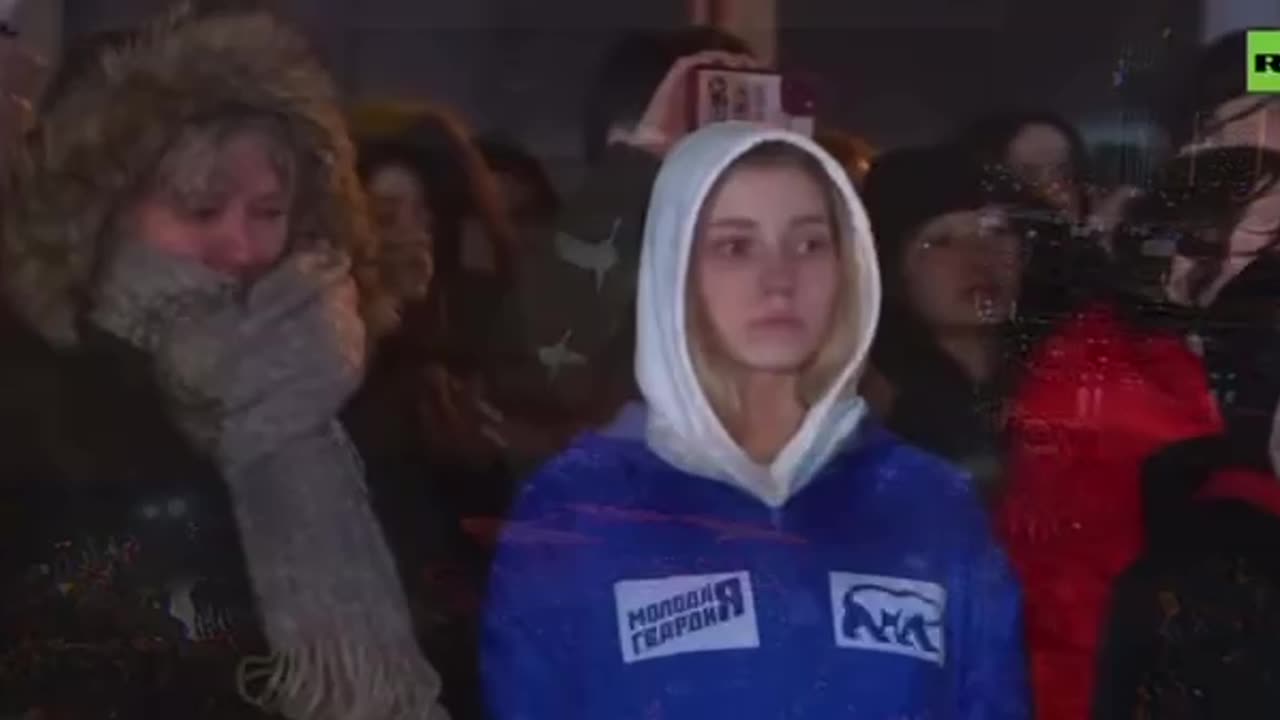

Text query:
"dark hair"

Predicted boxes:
[[582, 26, 751, 163], [863, 145, 1044, 397], [475, 135, 561, 221], [356, 109, 516, 283], [953, 109, 1091, 212]]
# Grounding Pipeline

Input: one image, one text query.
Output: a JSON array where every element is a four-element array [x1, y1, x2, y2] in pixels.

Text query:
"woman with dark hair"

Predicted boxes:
[[349, 104, 521, 469], [956, 110, 1135, 340], [861, 144, 1040, 500], [956, 110, 1093, 224], [344, 107, 529, 720], [356, 106, 517, 298]]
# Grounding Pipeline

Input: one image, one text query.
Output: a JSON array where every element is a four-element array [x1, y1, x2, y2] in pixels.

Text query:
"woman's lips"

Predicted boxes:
[[750, 315, 803, 330]]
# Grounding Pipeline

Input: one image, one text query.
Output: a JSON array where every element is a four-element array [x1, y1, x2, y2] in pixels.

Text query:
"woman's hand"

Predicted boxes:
[[151, 250, 367, 465]]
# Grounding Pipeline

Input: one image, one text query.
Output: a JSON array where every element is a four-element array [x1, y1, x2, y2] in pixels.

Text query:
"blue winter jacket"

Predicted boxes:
[[482, 422, 1029, 720]]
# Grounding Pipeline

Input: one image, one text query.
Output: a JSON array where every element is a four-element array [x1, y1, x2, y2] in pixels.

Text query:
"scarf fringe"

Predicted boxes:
[[237, 640, 442, 719]]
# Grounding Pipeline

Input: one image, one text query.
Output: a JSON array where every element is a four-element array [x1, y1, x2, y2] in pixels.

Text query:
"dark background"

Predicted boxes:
[[64, 0, 1201, 183]]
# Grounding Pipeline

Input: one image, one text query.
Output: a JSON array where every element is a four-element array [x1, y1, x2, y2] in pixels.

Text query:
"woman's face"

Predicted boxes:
[[900, 208, 1022, 331], [692, 162, 841, 375], [368, 163, 434, 300], [129, 129, 292, 278], [1006, 123, 1080, 220]]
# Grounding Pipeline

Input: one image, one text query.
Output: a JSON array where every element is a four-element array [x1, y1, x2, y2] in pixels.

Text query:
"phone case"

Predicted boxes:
[[687, 66, 816, 136]]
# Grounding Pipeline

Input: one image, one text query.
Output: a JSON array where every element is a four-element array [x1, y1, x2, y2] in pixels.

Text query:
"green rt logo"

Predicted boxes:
[[1248, 30, 1280, 93]]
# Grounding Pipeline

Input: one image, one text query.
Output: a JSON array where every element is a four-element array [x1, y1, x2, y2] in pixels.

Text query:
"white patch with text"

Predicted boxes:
[[615, 571, 759, 664], [830, 572, 947, 666]]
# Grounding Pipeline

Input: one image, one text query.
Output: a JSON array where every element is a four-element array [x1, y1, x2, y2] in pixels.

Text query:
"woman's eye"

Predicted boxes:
[[252, 206, 286, 222], [797, 235, 834, 254], [187, 207, 221, 223], [712, 236, 751, 257]]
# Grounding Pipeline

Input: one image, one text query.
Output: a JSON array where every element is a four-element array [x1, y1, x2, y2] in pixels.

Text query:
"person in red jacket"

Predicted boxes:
[[995, 31, 1280, 719], [994, 296, 1222, 720]]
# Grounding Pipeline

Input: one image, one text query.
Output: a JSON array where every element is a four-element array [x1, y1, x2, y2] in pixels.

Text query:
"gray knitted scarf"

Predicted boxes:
[[90, 240, 450, 720]]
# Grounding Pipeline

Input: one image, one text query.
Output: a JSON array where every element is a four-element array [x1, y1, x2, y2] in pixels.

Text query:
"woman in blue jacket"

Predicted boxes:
[[482, 122, 1030, 719]]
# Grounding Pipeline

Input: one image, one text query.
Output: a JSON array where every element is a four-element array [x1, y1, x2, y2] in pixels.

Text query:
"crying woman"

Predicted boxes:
[[0, 7, 447, 720]]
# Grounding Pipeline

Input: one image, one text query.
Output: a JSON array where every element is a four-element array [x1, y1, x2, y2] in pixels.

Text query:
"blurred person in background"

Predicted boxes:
[[860, 145, 1040, 502], [957, 109, 1145, 248], [1163, 30, 1280, 312], [361, 136, 436, 305], [343, 104, 528, 720], [0, 6, 447, 719], [957, 110, 1093, 225], [484, 124, 1028, 720], [346, 103, 520, 475], [954, 110, 1130, 334], [486, 26, 757, 455]]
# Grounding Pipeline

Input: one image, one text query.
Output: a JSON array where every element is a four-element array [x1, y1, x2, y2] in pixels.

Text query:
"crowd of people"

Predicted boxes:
[[1, 2, 1279, 719]]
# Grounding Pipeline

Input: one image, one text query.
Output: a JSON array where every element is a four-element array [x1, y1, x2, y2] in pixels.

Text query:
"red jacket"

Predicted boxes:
[[995, 303, 1223, 720]]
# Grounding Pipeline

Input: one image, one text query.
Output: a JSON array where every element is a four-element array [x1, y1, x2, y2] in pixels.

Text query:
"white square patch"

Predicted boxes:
[[614, 571, 759, 664], [829, 572, 947, 666]]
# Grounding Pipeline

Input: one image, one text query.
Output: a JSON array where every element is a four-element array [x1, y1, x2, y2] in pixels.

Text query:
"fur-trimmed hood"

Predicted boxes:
[[1, 3, 395, 348]]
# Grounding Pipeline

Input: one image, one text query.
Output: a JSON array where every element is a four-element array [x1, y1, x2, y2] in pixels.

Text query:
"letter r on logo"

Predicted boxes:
[[1247, 31, 1280, 93]]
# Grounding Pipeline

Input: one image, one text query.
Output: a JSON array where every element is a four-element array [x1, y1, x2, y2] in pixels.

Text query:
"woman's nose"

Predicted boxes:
[[205, 214, 271, 277], [759, 253, 798, 294]]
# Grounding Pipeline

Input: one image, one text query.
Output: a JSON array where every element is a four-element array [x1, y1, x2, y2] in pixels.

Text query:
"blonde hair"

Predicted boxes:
[[687, 141, 862, 430]]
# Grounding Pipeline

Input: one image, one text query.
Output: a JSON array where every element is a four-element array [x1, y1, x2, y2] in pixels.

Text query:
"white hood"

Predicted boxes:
[[635, 123, 882, 507]]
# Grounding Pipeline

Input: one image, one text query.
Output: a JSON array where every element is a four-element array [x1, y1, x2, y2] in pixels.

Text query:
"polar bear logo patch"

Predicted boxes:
[[829, 572, 946, 665]]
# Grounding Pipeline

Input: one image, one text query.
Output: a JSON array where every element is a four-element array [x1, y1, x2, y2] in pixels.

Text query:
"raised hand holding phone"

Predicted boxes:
[[625, 50, 761, 157]]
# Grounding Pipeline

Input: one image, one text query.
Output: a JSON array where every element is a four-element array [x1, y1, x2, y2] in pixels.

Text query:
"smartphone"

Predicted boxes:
[[687, 66, 816, 136]]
